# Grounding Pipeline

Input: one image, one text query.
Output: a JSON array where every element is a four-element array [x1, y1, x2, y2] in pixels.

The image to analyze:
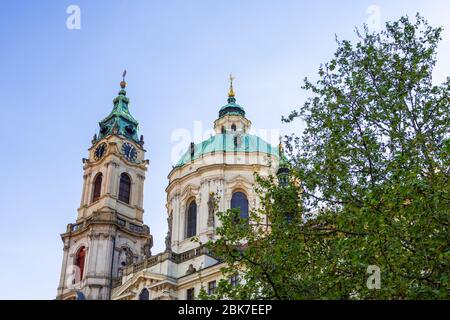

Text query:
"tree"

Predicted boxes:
[[201, 14, 449, 300]]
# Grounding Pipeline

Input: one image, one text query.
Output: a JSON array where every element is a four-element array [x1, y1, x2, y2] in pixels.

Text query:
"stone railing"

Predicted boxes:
[[122, 252, 171, 277], [112, 277, 122, 288], [69, 222, 84, 232], [67, 216, 149, 235], [174, 246, 210, 263], [114, 246, 213, 288]]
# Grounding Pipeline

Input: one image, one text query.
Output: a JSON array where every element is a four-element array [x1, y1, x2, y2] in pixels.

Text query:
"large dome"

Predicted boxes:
[[175, 133, 279, 167]]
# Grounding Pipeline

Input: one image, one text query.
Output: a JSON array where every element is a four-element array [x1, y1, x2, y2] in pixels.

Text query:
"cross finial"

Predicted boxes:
[[228, 73, 235, 98], [120, 69, 127, 89]]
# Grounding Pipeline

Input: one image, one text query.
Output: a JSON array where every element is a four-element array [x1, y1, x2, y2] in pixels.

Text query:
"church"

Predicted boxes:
[[56, 74, 285, 300]]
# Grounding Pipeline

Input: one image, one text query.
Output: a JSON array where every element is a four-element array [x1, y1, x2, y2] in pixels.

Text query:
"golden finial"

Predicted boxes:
[[120, 69, 127, 89], [228, 73, 235, 98], [278, 136, 284, 155]]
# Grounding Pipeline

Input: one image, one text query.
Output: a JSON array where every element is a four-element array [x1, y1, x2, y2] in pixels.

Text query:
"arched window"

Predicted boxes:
[[231, 191, 249, 220], [75, 246, 86, 281], [285, 213, 293, 224], [139, 288, 149, 300], [186, 200, 197, 238], [231, 124, 236, 131], [118, 173, 131, 204], [92, 173, 103, 202]]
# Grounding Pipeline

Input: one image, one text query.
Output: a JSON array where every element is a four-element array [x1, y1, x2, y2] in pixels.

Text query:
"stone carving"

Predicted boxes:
[[119, 247, 134, 267]]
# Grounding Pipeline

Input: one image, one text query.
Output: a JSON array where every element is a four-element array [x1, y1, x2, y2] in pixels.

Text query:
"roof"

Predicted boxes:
[[95, 88, 141, 144], [175, 133, 280, 167]]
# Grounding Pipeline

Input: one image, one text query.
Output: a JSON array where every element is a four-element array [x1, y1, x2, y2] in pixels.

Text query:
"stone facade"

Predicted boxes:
[[57, 79, 280, 300]]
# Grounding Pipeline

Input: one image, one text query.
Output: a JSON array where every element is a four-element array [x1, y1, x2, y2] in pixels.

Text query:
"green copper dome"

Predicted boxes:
[[175, 133, 280, 167], [174, 76, 281, 168]]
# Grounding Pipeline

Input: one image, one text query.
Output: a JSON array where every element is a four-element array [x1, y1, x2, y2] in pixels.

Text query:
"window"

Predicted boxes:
[[125, 125, 135, 136], [92, 173, 102, 202], [186, 200, 197, 238], [139, 288, 149, 300], [286, 213, 293, 224], [208, 281, 216, 295], [278, 175, 289, 187], [230, 274, 240, 287], [221, 126, 226, 134], [231, 124, 236, 131], [118, 173, 131, 204], [231, 192, 249, 220], [75, 246, 86, 282], [186, 288, 195, 300]]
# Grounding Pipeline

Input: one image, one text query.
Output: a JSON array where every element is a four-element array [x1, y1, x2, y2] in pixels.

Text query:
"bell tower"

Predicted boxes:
[[56, 73, 153, 300]]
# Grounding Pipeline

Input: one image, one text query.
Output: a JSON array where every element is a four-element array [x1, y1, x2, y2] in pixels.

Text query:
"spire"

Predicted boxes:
[[228, 73, 235, 98], [227, 73, 236, 104], [95, 71, 141, 144], [120, 70, 127, 88], [119, 69, 127, 96], [219, 74, 245, 118]]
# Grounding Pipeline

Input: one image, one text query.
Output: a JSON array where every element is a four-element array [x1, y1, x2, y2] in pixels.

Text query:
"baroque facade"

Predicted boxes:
[[56, 76, 284, 300]]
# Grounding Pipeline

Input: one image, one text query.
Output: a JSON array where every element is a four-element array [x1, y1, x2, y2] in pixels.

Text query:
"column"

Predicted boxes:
[[104, 161, 115, 195], [57, 240, 71, 296], [135, 173, 145, 208], [80, 174, 88, 206], [110, 163, 119, 196], [82, 172, 92, 206]]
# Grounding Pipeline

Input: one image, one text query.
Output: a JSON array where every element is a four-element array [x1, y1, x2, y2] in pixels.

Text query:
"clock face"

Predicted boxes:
[[122, 142, 138, 162], [94, 143, 107, 160]]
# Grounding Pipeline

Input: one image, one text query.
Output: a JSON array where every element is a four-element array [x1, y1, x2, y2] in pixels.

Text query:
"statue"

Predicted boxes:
[[165, 212, 173, 251], [143, 236, 153, 257], [125, 248, 134, 266], [207, 192, 215, 228], [119, 247, 135, 267]]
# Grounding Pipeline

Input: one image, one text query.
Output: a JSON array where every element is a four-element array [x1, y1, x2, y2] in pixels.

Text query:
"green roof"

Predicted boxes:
[[95, 88, 141, 144], [175, 133, 280, 167]]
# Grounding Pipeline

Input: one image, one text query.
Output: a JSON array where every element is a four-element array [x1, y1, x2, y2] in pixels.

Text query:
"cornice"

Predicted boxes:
[[166, 162, 268, 194]]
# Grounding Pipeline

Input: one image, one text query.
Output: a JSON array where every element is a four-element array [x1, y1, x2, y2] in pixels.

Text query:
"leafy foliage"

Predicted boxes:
[[202, 14, 449, 300]]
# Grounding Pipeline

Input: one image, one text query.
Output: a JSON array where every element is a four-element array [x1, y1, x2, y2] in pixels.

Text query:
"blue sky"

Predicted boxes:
[[0, 0, 448, 299]]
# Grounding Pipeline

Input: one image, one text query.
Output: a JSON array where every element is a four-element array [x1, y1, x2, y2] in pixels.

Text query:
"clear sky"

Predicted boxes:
[[0, 0, 448, 299]]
